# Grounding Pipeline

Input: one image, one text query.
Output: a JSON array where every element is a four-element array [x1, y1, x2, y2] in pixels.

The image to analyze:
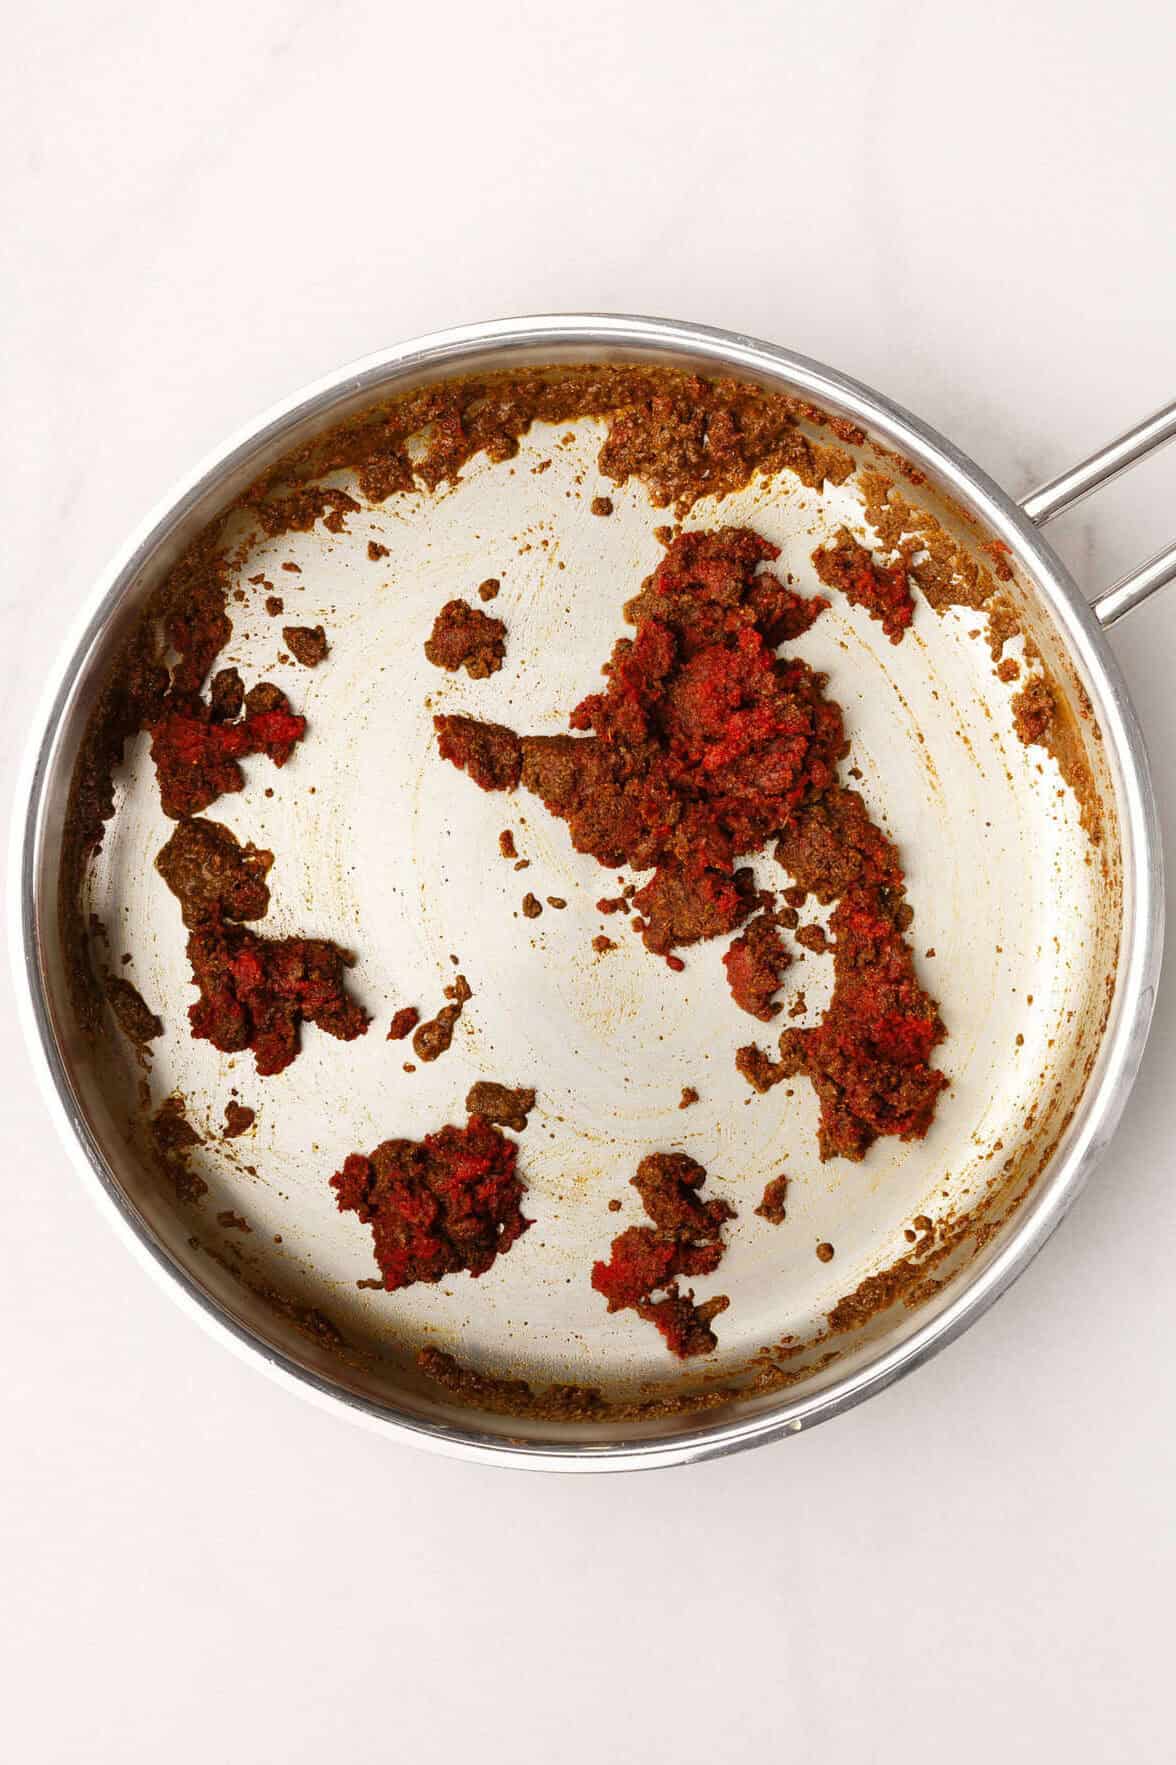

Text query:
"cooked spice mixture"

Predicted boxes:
[[151, 676, 306, 820], [464, 1082, 536, 1132], [592, 1153, 734, 1358], [155, 815, 367, 1076], [438, 524, 946, 1159], [283, 624, 329, 667], [222, 1101, 256, 1138], [331, 1115, 530, 1290], [424, 599, 506, 678], [811, 529, 914, 643], [755, 1175, 790, 1225], [412, 975, 472, 1062], [387, 1006, 421, 1041]]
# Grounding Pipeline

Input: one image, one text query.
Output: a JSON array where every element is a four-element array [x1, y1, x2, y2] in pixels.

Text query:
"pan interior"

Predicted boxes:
[[50, 386, 1119, 1443]]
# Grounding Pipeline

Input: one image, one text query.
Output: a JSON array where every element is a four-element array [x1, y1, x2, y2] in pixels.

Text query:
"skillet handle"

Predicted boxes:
[[1018, 399, 1176, 629]]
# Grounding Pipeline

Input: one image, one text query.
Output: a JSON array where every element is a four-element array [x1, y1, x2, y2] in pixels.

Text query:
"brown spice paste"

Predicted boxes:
[[464, 1082, 536, 1132], [387, 1006, 420, 1041], [424, 599, 506, 678], [283, 624, 329, 667], [412, 974, 471, 1062], [755, 1175, 790, 1224]]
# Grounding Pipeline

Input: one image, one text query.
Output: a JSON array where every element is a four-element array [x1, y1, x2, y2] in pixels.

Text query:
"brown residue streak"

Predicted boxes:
[[104, 974, 163, 1045], [217, 1209, 252, 1232], [984, 538, 1014, 581], [417, 1345, 736, 1423], [1013, 677, 1055, 746], [151, 1094, 207, 1203], [1014, 674, 1100, 837], [418, 1348, 608, 1420]]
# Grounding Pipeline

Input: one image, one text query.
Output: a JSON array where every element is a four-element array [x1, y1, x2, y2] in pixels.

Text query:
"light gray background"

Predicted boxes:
[[4, 4, 1174, 1760]]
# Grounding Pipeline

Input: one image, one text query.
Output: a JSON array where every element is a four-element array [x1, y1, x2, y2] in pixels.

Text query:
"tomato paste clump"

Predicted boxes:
[[331, 1115, 530, 1290], [437, 528, 840, 955], [149, 677, 306, 819], [811, 530, 914, 644], [437, 523, 946, 1162], [184, 920, 368, 1077], [723, 909, 792, 1021], [155, 816, 368, 1077], [591, 1152, 734, 1358], [735, 788, 946, 1159]]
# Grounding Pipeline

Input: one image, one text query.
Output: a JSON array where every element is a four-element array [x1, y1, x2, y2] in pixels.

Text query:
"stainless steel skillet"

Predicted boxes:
[[11, 314, 1171, 1470]]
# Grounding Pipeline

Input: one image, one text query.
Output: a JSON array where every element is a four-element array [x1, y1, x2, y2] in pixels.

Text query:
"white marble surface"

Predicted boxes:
[[4, 3, 1176, 1760]]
